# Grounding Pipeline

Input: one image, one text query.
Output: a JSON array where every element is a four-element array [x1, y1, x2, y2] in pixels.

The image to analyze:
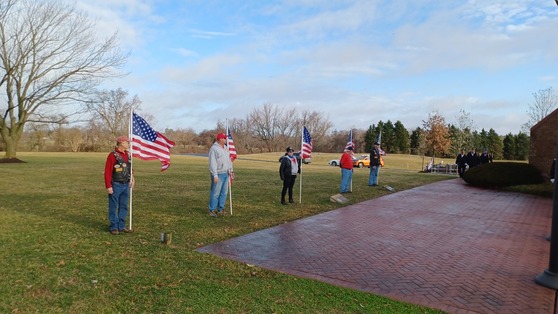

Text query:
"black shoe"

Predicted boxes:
[[281, 200, 287, 205], [289, 199, 294, 203]]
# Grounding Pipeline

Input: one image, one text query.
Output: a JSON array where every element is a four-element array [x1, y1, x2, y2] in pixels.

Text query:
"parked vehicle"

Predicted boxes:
[[353, 155, 370, 168], [294, 152, 312, 164], [328, 159, 340, 166]]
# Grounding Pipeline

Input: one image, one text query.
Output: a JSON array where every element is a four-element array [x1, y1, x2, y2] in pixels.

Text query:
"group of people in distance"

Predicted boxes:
[[339, 142, 383, 194], [455, 147, 493, 178]]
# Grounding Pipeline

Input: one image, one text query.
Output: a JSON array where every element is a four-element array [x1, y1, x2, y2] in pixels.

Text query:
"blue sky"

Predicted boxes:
[[76, 0, 558, 135]]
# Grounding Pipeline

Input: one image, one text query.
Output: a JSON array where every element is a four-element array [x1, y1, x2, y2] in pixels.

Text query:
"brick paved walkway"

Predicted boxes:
[[197, 179, 557, 313]]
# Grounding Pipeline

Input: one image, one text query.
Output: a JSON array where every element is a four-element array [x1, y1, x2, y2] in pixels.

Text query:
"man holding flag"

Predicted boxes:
[[369, 138, 382, 186], [208, 132, 233, 217], [104, 135, 135, 235]]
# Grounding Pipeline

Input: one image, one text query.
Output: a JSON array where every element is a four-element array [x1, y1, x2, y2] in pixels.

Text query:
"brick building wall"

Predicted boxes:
[[530, 108, 558, 179]]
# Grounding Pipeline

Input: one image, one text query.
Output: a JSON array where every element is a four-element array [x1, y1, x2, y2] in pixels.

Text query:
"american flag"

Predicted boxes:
[[131, 112, 175, 171], [301, 126, 312, 159], [227, 127, 237, 162], [344, 129, 354, 151], [376, 131, 385, 155]]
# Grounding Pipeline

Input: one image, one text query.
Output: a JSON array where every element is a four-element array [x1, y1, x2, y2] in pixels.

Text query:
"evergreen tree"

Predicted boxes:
[[486, 129, 503, 160], [515, 132, 530, 160], [502, 133, 516, 160], [448, 124, 461, 156], [410, 127, 424, 155], [382, 120, 395, 153], [477, 129, 489, 151], [393, 121, 410, 154], [364, 124, 376, 152]]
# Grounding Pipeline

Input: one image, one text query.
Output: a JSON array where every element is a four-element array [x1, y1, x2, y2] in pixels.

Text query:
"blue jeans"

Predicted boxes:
[[209, 172, 229, 212], [369, 166, 380, 186], [340, 168, 353, 193], [108, 182, 129, 231]]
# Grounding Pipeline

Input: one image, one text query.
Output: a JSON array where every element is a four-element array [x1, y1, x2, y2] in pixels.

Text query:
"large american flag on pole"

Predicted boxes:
[[344, 129, 354, 151], [301, 126, 312, 159], [131, 112, 175, 171], [227, 127, 237, 162]]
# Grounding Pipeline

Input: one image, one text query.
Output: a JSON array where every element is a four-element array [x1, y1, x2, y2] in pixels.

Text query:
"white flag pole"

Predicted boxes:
[[129, 110, 134, 230], [299, 126, 304, 203], [227, 120, 233, 215]]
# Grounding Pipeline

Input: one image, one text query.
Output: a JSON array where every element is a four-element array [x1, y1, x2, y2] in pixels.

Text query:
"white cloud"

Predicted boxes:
[[76, 0, 558, 136]]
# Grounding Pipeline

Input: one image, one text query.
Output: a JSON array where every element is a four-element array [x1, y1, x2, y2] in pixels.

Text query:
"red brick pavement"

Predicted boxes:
[[197, 179, 557, 313]]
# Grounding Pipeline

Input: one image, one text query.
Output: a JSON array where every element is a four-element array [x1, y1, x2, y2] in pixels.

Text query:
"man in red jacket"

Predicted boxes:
[[104, 135, 135, 235], [339, 146, 354, 193]]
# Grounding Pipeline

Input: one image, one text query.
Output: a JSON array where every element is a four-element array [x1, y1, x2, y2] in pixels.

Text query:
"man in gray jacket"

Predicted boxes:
[[208, 133, 233, 217]]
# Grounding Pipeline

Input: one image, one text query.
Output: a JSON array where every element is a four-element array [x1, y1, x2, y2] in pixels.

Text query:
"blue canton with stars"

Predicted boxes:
[[133, 113, 157, 141]]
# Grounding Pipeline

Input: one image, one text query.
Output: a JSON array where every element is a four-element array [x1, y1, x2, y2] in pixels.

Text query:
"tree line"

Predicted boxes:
[[9, 93, 529, 161]]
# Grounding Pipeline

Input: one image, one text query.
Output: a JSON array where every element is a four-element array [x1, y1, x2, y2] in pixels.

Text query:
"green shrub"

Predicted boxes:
[[462, 162, 544, 187]]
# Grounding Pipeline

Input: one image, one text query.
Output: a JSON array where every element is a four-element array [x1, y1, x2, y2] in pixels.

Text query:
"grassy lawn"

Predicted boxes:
[[1, 152, 460, 313]]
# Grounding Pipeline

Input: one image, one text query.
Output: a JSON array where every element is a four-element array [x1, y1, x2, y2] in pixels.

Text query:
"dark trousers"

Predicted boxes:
[[458, 166, 466, 177], [281, 175, 297, 202]]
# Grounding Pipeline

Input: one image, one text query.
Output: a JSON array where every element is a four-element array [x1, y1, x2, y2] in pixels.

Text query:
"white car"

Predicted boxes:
[[328, 159, 340, 166]]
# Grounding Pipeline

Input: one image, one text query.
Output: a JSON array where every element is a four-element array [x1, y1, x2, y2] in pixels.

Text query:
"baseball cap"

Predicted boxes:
[[216, 133, 227, 140], [116, 135, 130, 143]]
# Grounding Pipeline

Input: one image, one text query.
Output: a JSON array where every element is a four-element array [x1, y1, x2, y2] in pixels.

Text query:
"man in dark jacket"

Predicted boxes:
[[279, 147, 300, 205], [455, 148, 467, 177], [479, 148, 492, 164], [368, 142, 382, 186], [466, 148, 479, 169]]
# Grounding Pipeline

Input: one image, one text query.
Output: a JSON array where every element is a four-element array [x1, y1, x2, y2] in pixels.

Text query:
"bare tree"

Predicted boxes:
[[86, 88, 141, 137], [51, 125, 85, 152], [522, 87, 558, 133], [164, 128, 197, 152], [294, 110, 333, 152], [0, 0, 128, 159], [248, 104, 287, 152]]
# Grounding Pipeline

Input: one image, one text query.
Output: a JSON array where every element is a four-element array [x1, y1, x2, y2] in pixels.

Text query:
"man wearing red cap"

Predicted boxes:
[[208, 132, 233, 217], [104, 135, 135, 234], [339, 146, 354, 193]]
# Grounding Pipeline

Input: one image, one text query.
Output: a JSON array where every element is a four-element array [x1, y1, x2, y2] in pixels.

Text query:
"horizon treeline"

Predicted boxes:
[[8, 104, 528, 161]]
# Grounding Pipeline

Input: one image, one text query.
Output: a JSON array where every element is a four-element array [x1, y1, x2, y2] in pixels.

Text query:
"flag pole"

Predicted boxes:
[[349, 129, 353, 192], [129, 109, 134, 230], [299, 126, 304, 203], [227, 119, 233, 215]]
